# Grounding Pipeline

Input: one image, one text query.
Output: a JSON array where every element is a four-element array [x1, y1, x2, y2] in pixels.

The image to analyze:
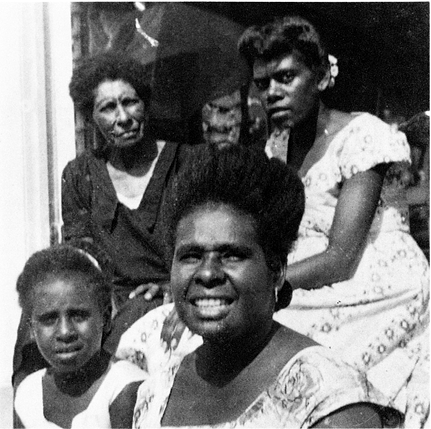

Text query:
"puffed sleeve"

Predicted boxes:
[[338, 113, 410, 180], [61, 156, 93, 241], [273, 347, 403, 428]]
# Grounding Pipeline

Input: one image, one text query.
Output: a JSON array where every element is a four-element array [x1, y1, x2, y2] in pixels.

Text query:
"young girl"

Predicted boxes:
[[14, 244, 146, 428]]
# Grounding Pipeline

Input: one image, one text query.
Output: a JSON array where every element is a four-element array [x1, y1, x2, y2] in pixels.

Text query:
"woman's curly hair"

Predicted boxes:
[[164, 144, 305, 274], [238, 15, 329, 79], [17, 243, 112, 318], [69, 51, 151, 120]]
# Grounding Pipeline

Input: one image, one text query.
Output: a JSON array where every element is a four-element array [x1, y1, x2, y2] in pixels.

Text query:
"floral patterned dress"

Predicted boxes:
[[272, 113, 430, 427], [116, 305, 400, 428]]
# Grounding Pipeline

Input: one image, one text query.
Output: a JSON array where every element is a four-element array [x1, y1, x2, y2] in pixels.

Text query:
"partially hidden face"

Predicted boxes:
[[92, 79, 146, 149], [202, 90, 242, 148], [253, 51, 327, 130], [171, 204, 277, 342], [30, 274, 107, 374]]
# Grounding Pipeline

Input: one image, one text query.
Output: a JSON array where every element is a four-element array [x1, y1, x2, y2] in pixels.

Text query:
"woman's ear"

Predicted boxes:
[[317, 68, 331, 92], [28, 317, 35, 340], [273, 263, 286, 293]]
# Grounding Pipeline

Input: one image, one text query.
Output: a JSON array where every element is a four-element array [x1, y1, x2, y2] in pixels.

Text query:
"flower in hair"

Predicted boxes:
[[328, 54, 338, 88]]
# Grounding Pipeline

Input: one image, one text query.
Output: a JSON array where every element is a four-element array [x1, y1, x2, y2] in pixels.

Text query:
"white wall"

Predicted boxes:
[[0, 2, 75, 425]]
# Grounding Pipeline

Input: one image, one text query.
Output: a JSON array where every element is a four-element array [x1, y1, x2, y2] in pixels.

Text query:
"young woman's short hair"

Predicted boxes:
[[238, 16, 329, 78]]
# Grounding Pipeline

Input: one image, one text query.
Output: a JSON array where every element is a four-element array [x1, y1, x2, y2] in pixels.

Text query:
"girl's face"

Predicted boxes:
[[30, 274, 107, 374]]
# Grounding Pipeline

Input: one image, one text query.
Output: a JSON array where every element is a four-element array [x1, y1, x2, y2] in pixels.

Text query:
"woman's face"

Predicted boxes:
[[30, 274, 106, 374], [171, 204, 277, 343], [253, 51, 327, 130], [92, 79, 146, 149]]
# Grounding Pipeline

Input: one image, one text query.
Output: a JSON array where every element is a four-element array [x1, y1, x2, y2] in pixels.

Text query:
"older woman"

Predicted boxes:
[[117, 144, 401, 428], [12, 52, 190, 388], [63, 51, 190, 312]]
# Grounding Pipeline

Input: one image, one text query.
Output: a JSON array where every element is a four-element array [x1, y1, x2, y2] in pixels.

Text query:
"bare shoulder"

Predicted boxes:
[[272, 324, 319, 360], [327, 109, 357, 136]]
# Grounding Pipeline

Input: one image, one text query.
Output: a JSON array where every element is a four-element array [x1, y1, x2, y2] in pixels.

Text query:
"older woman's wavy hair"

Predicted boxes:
[[163, 144, 304, 308], [69, 51, 151, 121], [238, 15, 329, 80]]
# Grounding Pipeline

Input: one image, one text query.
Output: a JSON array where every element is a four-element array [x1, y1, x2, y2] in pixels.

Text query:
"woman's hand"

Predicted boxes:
[[161, 307, 186, 351], [129, 282, 172, 304]]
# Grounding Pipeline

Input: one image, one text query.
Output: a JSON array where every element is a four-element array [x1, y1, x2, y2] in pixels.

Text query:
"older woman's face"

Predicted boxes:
[[171, 204, 276, 342], [92, 79, 146, 148], [253, 51, 325, 130]]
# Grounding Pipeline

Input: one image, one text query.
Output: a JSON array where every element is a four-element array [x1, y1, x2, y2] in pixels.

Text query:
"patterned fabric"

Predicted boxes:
[[14, 360, 147, 428], [116, 305, 401, 428], [271, 113, 429, 427], [117, 113, 429, 427]]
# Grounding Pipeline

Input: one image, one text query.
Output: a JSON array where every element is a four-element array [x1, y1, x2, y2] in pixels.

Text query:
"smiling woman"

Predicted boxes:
[[117, 144, 402, 428]]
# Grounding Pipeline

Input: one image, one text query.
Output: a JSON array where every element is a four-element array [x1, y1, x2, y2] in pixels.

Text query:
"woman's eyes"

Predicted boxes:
[[98, 98, 139, 112], [254, 73, 294, 90], [99, 102, 116, 112], [178, 252, 245, 263], [275, 72, 294, 84], [179, 253, 201, 263], [221, 252, 244, 262], [71, 311, 89, 322]]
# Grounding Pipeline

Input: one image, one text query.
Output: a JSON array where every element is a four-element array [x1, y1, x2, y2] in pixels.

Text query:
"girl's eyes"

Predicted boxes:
[[37, 314, 57, 326], [35, 311, 90, 325]]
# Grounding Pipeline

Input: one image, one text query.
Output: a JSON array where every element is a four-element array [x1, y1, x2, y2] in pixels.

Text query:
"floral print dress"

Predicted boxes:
[[116, 305, 400, 428], [272, 113, 429, 427]]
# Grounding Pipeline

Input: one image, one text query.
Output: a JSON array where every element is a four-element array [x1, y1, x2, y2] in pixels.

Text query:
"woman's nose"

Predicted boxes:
[[116, 105, 131, 125], [195, 255, 225, 287], [267, 79, 283, 101]]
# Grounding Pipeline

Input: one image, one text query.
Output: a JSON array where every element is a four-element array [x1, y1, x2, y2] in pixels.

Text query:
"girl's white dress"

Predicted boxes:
[[14, 360, 146, 428]]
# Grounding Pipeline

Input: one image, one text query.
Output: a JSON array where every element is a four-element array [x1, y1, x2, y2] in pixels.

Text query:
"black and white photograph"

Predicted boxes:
[[0, 2, 429, 428]]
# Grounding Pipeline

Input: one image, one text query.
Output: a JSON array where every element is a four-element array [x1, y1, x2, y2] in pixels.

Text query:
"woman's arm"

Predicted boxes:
[[311, 403, 383, 428], [61, 161, 94, 242], [286, 164, 389, 291]]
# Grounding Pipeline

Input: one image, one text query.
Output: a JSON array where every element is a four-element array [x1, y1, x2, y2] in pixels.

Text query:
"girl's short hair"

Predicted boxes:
[[17, 244, 112, 318], [238, 16, 329, 78]]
